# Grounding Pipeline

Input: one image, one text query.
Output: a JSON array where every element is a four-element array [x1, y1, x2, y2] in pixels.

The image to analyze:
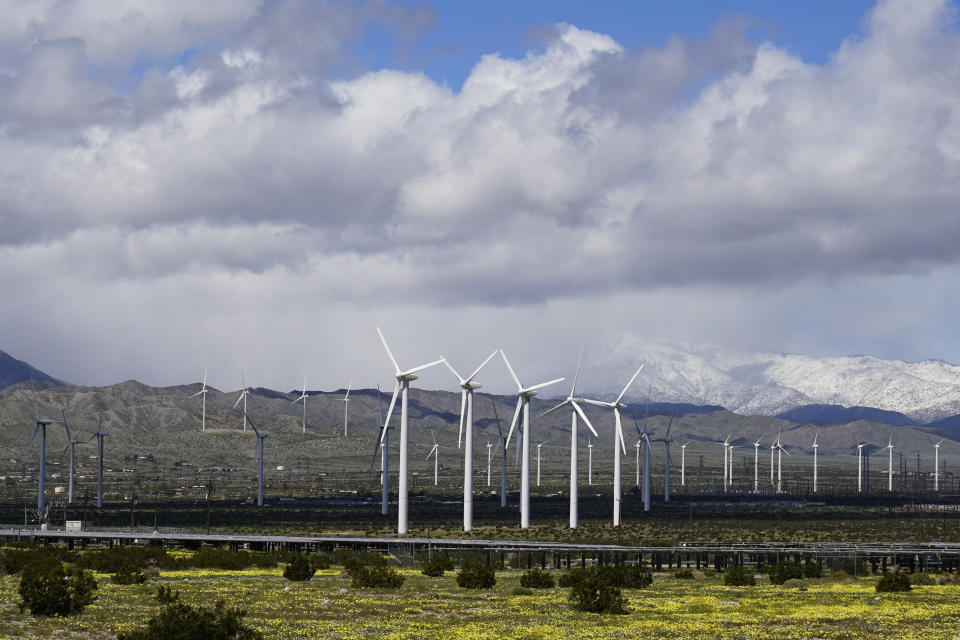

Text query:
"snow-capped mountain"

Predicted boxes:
[[583, 333, 960, 423]]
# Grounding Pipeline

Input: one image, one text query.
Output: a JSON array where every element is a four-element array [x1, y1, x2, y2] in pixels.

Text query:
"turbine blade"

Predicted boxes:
[[380, 382, 400, 445], [466, 350, 499, 383], [457, 390, 467, 449], [404, 358, 446, 376], [664, 409, 676, 439], [491, 398, 504, 439], [443, 358, 466, 385], [31, 378, 40, 421], [25, 425, 39, 457], [500, 350, 523, 391], [202, 368, 207, 387], [524, 377, 565, 393], [233, 393, 243, 409], [505, 396, 523, 447], [61, 409, 71, 442], [616, 365, 644, 405], [570, 347, 583, 397], [615, 410, 626, 455], [572, 401, 598, 438], [376, 327, 402, 375], [580, 398, 614, 408], [536, 400, 569, 420]]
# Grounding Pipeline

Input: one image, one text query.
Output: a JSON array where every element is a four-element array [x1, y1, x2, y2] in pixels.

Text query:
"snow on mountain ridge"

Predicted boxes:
[[582, 333, 960, 422]]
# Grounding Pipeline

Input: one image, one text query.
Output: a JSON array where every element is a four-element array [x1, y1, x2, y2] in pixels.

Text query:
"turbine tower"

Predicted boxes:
[[539, 352, 600, 529], [728, 445, 739, 489], [812, 431, 820, 494], [60, 416, 86, 504], [490, 399, 509, 508], [243, 412, 278, 507], [653, 411, 676, 501], [752, 436, 764, 493], [377, 327, 446, 534], [86, 413, 109, 508], [633, 421, 654, 512], [501, 350, 565, 530], [776, 432, 790, 493], [535, 439, 551, 487], [427, 432, 439, 486], [369, 385, 391, 516], [190, 369, 208, 431], [886, 435, 894, 492], [234, 372, 250, 431], [581, 365, 642, 526], [718, 434, 732, 493], [587, 438, 594, 485], [343, 382, 352, 436], [856, 440, 866, 493], [443, 351, 498, 532], [935, 439, 944, 492], [681, 441, 689, 487], [25, 381, 69, 514], [769, 438, 776, 486], [291, 377, 308, 434], [486, 440, 494, 487]]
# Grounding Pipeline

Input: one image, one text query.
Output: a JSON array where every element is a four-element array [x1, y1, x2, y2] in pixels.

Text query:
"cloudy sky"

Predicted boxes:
[[2, 0, 959, 395]]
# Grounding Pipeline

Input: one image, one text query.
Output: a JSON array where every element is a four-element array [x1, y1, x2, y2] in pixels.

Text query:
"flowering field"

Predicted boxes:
[[1, 566, 959, 639]]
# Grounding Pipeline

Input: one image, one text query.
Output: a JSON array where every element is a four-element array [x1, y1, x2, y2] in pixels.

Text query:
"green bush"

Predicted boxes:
[[723, 566, 755, 586], [456, 563, 496, 589], [802, 561, 822, 579], [769, 561, 804, 585], [566, 567, 627, 614], [117, 600, 263, 640], [156, 585, 180, 604], [18, 557, 97, 616], [908, 572, 935, 586], [310, 554, 331, 571], [2, 546, 76, 575], [333, 550, 387, 573], [283, 554, 315, 582], [511, 586, 533, 596], [113, 562, 146, 585], [782, 578, 809, 590], [78, 547, 174, 573], [560, 565, 651, 590], [351, 565, 405, 589], [421, 555, 454, 577], [519, 568, 555, 588], [674, 568, 694, 579], [876, 571, 911, 593]]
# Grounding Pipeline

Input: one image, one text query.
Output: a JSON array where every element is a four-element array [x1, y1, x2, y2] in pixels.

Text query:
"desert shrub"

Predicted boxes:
[[113, 562, 146, 585], [908, 572, 935, 586], [836, 558, 870, 577], [782, 578, 809, 590], [456, 563, 496, 589], [2, 546, 76, 575], [183, 548, 259, 571], [566, 567, 627, 614], [769, 561, 804, 585], [511, 586, 533, 596], [876, 571, 911, 593], [421, 555, 454, 577], [117, 600, 263, 640], [519, 568, 555, 589], [802, 561, 822, 579], [723, 566, 755, 586], [310, 554, 331, 571], [18, 557, 97, 616], [334, 550, 387, 573], [935, 573, 959, 585], [156, 585, 180, 604], [674, 568, 694, 579], [283, 554, 315, 582], [78, 547, 173, 573], [617, 563, 653, 589], [351, 565, 405, 589]]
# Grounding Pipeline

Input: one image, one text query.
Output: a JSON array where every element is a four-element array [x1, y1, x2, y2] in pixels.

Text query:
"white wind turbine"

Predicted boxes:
[[233, 372, 250, 431], [377, 327, 446, 534], [886, 434, 894, 492], [752, 436, 764, 493], [681, 441, 689, 487], [539, 353, 600, 529], [536, 439, 551, 487], [587, 437, 594, 485], [634, 439, 642, 486], [442, 350, 498, 532], [486, 440, 494, 487], [812, 431, 820, 494], [427, 432, 439, 486], [856, 440, 867, 493], [24, 380, 69, 514], [501, 350, 565, 530], [776, 431, 790, 493], [60, 424, 86, 504], [728, 444, 739, 489], [654, 411, 676, 502], [368, 385, 390, 516], [343, 382, 352, 436], [190, 369, 208, 431], [581, 365, 642, 526], [633, 420, 654, 512], [291, 377, 308, 434], [935, 439, 944, 492], [718, 433, 732, 492], [769, 439, 776, 486]]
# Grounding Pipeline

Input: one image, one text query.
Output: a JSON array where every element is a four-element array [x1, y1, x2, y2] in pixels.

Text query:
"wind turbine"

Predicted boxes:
[[243, 411, 279, 507], [728, 445, 739, 489], [442, 350, 498, 532], [427, 432, 439, 486], [886, 434, 894, 492], [718, 433, 732, 493], [752, 436, 764, 493], [190, 369, 208, 431], [490, 399, 508, 508], [538, 352, 600, 529], [24, 381, 69, 514], [681, 441, 689, 487], [377, 327, 446, 534], [856, 439, 867, 493], [769, 438, 776, 486], [291, 377, 308, 434], [60, 418, 86, 504], [536, 439, 551, 487], [653, 410, 676, 501], [369, 385, 390, 516], [343, 382, 352, 436], [86, 413, 109, 508], [776, 431, 790, 493], [501, 350, 565, 529], [633, 419, 654, 512], [486, 440, 494, 487], [587, 437, 594, 485], [581, 365, 642, 526], [812, 431, 820, 494], [935, 439, 944, 492], [234, 372, 250, 431]]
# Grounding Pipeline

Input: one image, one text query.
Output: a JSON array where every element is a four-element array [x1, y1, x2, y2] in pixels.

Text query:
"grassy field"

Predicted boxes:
[[2, 564, 960, 639]]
